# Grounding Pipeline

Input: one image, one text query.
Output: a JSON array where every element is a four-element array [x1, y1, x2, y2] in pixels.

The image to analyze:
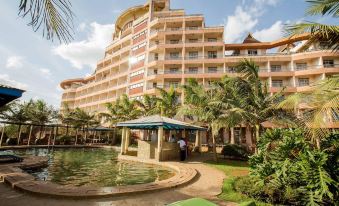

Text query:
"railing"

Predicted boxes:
[[164, 70, 182, 74], [184, 69, 204, 74], [206, 68, 224, 74]]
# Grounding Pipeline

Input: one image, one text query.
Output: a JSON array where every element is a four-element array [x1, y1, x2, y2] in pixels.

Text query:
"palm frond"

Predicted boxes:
[[18, 0, 74, 43]]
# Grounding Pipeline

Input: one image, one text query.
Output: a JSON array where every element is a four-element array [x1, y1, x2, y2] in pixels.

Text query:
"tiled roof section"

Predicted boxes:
[[0, 84, 25, 91], [243, 33, 261, 44], [117, 115, 206, 130]]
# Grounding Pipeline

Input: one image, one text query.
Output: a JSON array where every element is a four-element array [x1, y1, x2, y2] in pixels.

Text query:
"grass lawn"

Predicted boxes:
[[205, 159, 271, 206]]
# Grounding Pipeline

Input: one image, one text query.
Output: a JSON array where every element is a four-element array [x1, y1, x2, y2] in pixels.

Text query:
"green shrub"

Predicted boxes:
[[239, 201, 256, 206], [57, 135, 72, 144], [221, 144, 250, 160], [242, 129, 338, 205]]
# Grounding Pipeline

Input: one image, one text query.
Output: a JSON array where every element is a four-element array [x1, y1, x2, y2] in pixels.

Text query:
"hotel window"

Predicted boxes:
[[129, 83, 143, 89], [248, 50, 258, 56], [189, 51, 199, 59], [319, 41, 330, 49], [228, 67, 237, 73], [170, 52, 180, 59], [207, 51, 217, 59], [170, 39, 180, 44], [169, 81, 180, 88], [207, 38, 217, 42], [169, 68, 179, 74], [130, 70, 144, 77], [132, 42, 147, 51], [208, 67, 218, 73], [271, 65, 282, 72], [296, 63, 307, 70], [298, 78, 310, 86], [272, 80, 283, 87], [188, 39, 198, 43], [323, 59, 334, 68], [154, 53, 159, 60], [188, 67, 198, 74], [132, 30, 146, 39]]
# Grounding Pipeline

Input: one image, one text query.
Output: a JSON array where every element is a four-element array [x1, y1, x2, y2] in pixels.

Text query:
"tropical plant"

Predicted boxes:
[[155, 86, 180, 118], [28, 99, 58, 124], [287, 0, 339, 51], [18, 0, 74, 43], [242, 128, 338, 205], [135, 94, 159, 116], [100, 94, 141, 144], [180, 78, 224, 161], [277, 75, 339, 148]]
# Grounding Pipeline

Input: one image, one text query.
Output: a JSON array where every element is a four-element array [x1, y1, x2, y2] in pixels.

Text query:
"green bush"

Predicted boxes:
[[237, 129, 338, 205], [221, 144, 250, 160], [57, 135, 72, 145]]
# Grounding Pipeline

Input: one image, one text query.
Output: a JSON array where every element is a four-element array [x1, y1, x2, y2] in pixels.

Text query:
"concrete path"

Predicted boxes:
[[0, 154, 231, 206]]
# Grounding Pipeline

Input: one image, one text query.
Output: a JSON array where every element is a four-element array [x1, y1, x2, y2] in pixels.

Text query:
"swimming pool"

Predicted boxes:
[[8, 148, 175, 187]]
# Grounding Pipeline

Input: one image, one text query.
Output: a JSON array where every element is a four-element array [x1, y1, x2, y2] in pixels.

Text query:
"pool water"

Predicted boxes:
[[9, 148, 175, 187]]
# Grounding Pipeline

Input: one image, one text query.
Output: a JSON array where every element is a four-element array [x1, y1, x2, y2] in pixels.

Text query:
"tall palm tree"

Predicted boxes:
[[287, 0, 339, 51], [155, 86, 180, 118], [0, 100, 32, 144], [277, 75, 339, 148], [231, 59, 295, 145], [29, 99, 58, 124], [180, 78, 224, 161], [100, 94, 141, 145], [135, 95, 159, 117], [18, 0, 74, 43]]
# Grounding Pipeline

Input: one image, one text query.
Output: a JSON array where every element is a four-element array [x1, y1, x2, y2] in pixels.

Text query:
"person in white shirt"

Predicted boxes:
[[177, 137, 187, 161]]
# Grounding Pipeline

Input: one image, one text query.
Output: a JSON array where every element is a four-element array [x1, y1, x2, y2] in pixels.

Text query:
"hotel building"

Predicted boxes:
[[60, 0, 339, 144]]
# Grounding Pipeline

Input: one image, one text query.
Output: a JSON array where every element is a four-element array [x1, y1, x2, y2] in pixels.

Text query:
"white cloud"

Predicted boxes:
[[223, 0, 281, 43], [253, 21, 284, 42], [224, 6, 258, 43], [39, 68, 52, 79], [6, 56, 24, 69], [78, 22, 87, 31], [53, 22, 115, 70], [0, 74, 28, 90]]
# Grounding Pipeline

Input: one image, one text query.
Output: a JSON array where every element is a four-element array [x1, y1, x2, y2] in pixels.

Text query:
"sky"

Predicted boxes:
[[0, 0, 335, 108]]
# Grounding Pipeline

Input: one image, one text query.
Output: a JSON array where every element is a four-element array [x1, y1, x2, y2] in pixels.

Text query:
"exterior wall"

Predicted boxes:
[[60, 0, 339, 120]]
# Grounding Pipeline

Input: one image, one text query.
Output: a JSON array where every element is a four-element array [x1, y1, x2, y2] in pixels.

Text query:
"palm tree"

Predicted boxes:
[[231, 59, 295, 145], [28, 99, 59, 143], [180, 78, 224, 161], [287, 0, 339, 51], [155, 86, 180, 118], [18, 0, 74, 43], [0, 100, 32, 144], [277, 75, 339, 148], [71, 108, 99, 143], [135, 95, 159, 116], [100, 94, 141, 144]]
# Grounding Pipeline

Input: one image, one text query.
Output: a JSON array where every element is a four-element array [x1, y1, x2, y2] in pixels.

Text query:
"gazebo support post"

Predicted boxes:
[[230, 127, 235, 144], [245, 125, 253, 148], [17, 124, 22, 145], [0, 124, 6, 147], [27, 125, 33, 146], [75, 128, 78, 145], [54, 126, 58, 146], [157, 126, 164, 161], [195, 130, 201, 153], [120, 127, 127, 155], [124, 128, 130, 153]]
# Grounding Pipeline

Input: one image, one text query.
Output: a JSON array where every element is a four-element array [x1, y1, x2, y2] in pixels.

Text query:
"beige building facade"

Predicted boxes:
[[60, 0, 339, 118]]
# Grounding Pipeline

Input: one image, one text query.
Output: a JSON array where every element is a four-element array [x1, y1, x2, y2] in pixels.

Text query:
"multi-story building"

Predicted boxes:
[[60, 0, 339, 140]]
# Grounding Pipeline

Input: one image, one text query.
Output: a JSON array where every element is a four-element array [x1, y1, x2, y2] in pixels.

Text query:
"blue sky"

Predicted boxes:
[[0, 0, 334, 108]]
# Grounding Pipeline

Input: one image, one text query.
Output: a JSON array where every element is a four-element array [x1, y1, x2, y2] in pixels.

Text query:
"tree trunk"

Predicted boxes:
[[17, 124, 22, 145], [66, 125, 69, 136], [230, 127, 235, 144], [75, 128, 78, 145], [0, 124, 6, 147], [211, 129, 218, 162], [27, 125, 33, 146], [255, 123, 260, 153]]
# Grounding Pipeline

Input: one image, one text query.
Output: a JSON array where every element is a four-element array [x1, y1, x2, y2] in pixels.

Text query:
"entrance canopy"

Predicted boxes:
[[117, 115, 206, 131]]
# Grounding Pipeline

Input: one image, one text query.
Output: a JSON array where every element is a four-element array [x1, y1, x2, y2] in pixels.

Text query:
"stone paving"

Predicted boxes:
[[0, 152, 231, 206]]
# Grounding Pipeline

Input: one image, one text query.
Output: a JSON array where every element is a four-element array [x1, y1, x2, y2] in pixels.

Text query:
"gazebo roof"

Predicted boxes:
[[117, 115, 206, 130], [0, 84, 25, 107]]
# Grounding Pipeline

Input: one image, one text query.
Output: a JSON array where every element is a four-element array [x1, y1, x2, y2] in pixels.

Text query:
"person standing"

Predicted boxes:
[[177, 137, 187, 161]]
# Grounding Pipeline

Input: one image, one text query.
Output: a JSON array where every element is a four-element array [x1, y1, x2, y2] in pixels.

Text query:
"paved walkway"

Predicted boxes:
[[0, 154, 231, 206]]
